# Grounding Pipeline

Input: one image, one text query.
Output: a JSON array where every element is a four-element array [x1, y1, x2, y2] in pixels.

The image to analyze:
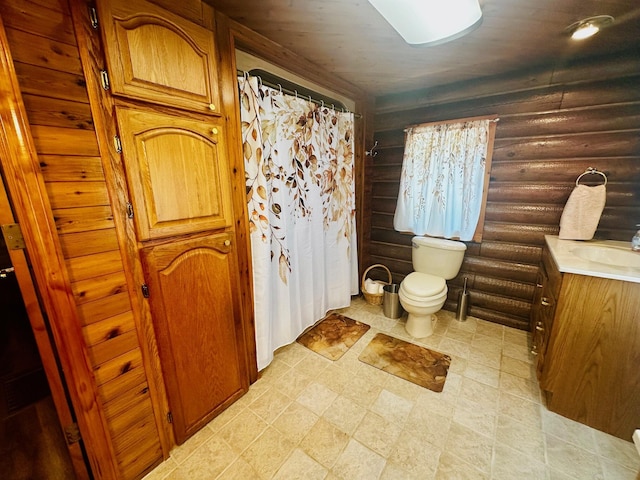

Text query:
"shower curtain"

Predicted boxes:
[[238, 76, 359, 370]]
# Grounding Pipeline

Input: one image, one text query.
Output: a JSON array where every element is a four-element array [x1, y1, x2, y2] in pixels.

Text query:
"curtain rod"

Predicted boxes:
[[237, 69, 362, 119]]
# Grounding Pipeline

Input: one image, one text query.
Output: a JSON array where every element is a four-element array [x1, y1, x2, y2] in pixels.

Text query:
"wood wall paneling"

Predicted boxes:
[[3, 0, 166, 477], [370, 53, 640, 330]]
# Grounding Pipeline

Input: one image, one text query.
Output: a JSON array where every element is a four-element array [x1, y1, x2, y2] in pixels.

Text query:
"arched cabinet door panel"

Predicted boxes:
[[141, 233, 248, 443], [97, 0, 221, 114], [115, 106, 233, 241]]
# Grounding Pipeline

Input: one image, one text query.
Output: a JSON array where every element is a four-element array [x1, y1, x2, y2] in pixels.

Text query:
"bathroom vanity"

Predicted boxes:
[[531, 235, 640, 441]]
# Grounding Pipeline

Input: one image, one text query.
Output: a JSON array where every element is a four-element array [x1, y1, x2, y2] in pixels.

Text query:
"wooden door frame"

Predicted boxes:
[[0, 174, 91, 480], [0, 15, 119, 480]]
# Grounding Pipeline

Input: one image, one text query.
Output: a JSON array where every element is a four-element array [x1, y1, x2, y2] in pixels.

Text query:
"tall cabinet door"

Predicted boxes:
[[115, 107, 233, 241], [141, 233, 247, 443], [97, 0, 221, 114]]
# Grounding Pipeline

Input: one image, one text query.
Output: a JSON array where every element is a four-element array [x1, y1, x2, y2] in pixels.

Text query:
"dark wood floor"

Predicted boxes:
[[0, 267, 78, 479]]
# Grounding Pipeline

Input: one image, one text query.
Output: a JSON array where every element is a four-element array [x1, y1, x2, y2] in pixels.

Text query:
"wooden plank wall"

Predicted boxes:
[[1, 1, 162, 478], [369, 51, 640, 330]]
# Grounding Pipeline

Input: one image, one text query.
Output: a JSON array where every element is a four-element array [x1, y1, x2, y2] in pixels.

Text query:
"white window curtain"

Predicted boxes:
[[238, 75, 359, 370], [394, 119, 492, 241]]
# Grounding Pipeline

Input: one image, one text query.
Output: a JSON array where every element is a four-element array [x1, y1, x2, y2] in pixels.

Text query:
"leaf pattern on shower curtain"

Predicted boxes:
[[239, 76, 356, 284], [238, 75, 358, 371]]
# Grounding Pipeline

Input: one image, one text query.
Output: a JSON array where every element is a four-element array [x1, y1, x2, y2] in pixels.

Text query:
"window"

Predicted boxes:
[[393, 115, 497, 242]]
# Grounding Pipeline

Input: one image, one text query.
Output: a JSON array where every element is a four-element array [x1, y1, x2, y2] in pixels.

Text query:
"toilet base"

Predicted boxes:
[[405, 312, 437, 338]]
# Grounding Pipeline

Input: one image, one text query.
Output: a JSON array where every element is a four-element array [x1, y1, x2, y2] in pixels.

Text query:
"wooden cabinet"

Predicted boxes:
[[115, 107, 233, 240], [536, 245, 640, 440], [97, 0, 221, 114], [141, 233, 247, 443], [96, 0, 252, 449], [530, 248, 560, 379]]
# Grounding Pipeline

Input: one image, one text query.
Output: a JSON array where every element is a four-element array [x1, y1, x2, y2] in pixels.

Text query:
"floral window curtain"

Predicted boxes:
[[238, 75, 358, 370], [394, 119, 492, 241]]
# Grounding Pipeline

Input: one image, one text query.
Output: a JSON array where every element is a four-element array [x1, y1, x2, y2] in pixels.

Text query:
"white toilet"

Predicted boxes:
[[399, 236, 467, 338]]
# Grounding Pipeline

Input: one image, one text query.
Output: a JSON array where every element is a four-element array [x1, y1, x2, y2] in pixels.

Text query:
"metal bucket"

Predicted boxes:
[[383, 284, 403, 319]]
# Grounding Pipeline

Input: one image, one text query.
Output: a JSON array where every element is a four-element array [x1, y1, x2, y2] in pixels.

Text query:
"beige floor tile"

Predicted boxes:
[[353, 411, 403, 457], [491, 442, 547, 479], [495, 414, 545, 461], [274, 341, 310, 366], [500, 354, 535, 380], [271, 368, 312, 398], [241, 427, 296, 480], [371, 389, 414, 424], [300, 418, 350, 468], [296, 381, 338, 415], [438, 337, 471, 359], [600, 458, 639, 480], [169, 425, 215, 464], [462, 361, 500, 388], [166, 436, 237, 480], [216, 456, 259, 479], [381, 461, 433, 480], [475, 319, 504, 338], [453, 396, 497, 437], [272, 401, 319, 444], [443, 422, 493, 474], [592, 428, 640, 471], [541, 409, 598, 452], [340, 375, 384, 408], [434, 451, 488, 480], [142, 458, 177, 480], [143, 304, 638, 480], [218, 409, 268, 454], [331, 439, 386, 480], [248, 388, 292, 423], [502, 341, 534, 364], [545, 433, 604, 480], [273, 449, 328, 480], [322, 395, 366, 435], [498, 391, 542, 429], [498, 371, 541, 403], [459, 377, 500, 412], [467, 345, 502, 370]]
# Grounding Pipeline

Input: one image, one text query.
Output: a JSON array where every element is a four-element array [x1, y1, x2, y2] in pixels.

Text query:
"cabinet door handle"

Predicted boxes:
[[541, 297, 551, 306], [535, 324, 544, 332]]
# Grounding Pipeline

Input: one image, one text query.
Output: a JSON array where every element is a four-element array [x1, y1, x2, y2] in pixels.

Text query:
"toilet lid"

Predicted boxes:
[[402, 272, 446, 296]]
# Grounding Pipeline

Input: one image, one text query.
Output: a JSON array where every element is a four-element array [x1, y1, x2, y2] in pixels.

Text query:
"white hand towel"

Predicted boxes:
[[559, 184, 606, 240]]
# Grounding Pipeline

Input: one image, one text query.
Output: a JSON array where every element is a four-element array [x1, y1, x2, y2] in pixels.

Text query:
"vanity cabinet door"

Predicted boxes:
[[97, 0, 221, 114]]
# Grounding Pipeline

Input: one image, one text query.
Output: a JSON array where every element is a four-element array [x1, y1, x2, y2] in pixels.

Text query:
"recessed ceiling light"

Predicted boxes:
[[367, 0, 483, 46], [566, 15, 614, 40]]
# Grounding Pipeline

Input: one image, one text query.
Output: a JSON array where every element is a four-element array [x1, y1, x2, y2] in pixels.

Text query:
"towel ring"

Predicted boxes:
[[576, 167, 607, 186]]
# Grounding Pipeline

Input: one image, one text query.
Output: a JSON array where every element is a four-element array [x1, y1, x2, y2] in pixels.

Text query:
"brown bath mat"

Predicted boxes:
[[297, 313, 370, 361], [358, 333, 451, 392]]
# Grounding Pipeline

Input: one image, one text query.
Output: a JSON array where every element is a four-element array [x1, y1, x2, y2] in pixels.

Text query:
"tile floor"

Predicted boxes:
[[144, 297, 640, 480]]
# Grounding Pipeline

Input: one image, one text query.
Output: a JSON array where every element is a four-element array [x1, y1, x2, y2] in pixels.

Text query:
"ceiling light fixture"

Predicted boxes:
[[367, 0, 483, 46], [566, 15, 614, 40]]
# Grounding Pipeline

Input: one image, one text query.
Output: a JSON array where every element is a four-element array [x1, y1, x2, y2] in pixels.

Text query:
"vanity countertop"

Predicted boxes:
[[545, 235, 640, 284]]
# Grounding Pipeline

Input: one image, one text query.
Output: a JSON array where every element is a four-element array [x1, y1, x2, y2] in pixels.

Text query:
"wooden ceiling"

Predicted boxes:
[[204, 0, 640, 97]]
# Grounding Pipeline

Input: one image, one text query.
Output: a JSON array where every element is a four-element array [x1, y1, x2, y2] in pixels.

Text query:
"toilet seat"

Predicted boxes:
[[401, 272, 446, 297]]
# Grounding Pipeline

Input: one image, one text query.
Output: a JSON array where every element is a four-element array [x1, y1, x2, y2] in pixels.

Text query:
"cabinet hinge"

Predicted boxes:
[[64, 422, 82, 445], [126, 202, 134, 218], [89, 6, 99, 29], [113, 135, 122, 154], [141, 284, 150, 298], [1, 223, 26, 250], [100, 70, 110, 90], [167, 411, 173, 424]]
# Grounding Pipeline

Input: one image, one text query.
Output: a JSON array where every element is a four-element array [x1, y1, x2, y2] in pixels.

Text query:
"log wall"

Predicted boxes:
[[369, 51, 640, 330], [1, 1, 162, 477]]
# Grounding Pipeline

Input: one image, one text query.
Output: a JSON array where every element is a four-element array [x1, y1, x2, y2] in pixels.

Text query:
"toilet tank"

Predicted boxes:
[[412, 236, 467, 280]]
